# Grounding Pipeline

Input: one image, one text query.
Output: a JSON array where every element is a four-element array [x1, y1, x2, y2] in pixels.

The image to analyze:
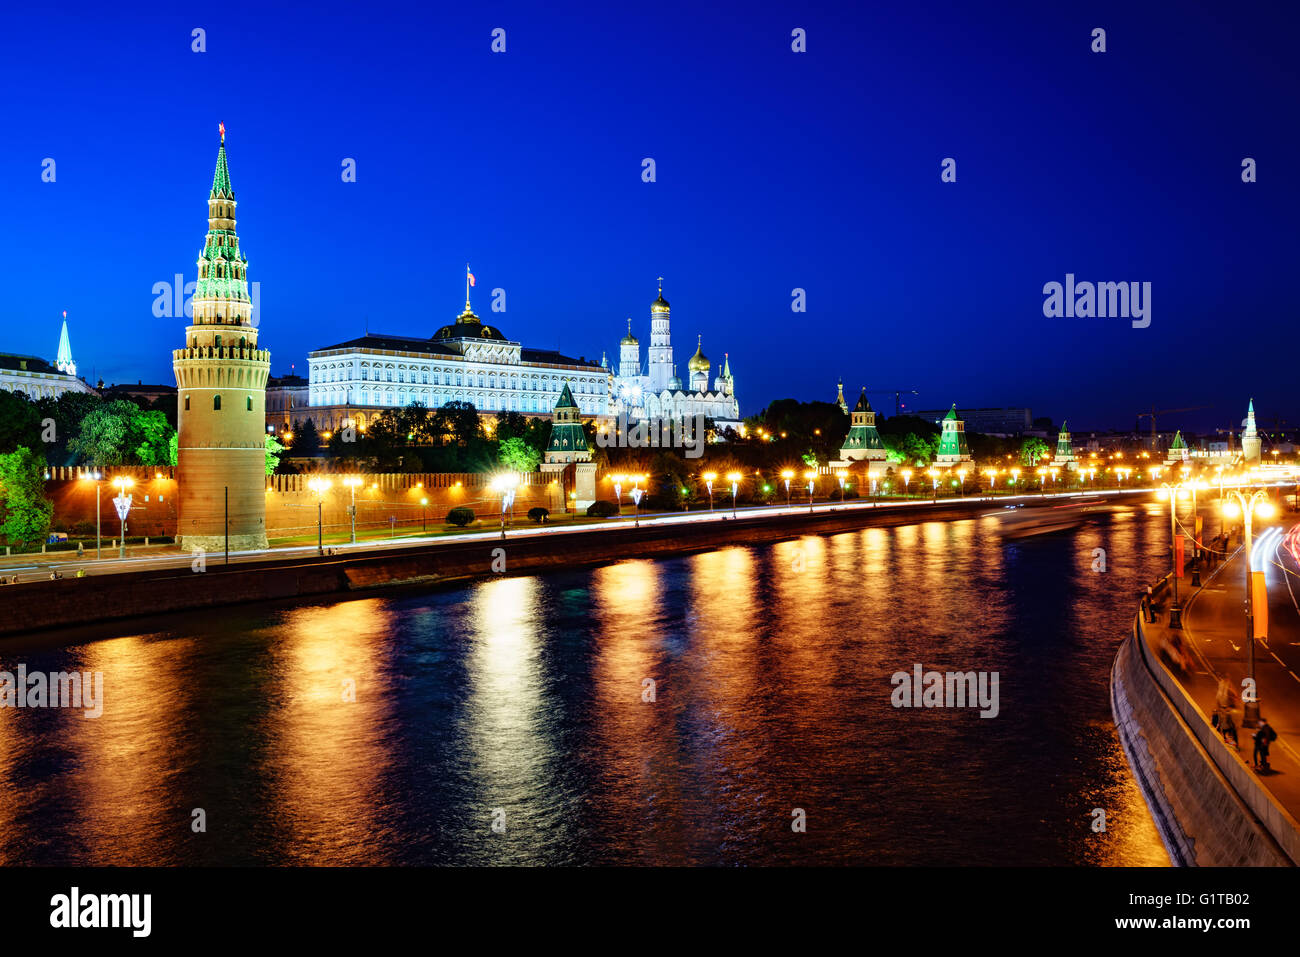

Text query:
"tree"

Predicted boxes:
[[498, 436, 541, 473], [34, 391, 101, 465], [0, 447, 53, 546], [68, 400, 174, 466], [0, 391, 44, 457], [294, 418, 322, 457], [265, 434, 285, 475], [1020, 437, 1049, 466], [492, 411, 529, 443]]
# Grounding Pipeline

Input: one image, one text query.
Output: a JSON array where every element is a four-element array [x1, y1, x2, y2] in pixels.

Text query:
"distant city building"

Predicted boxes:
[[934, 405, 972, 465], [608, 281, 740, 429], [265, 373, 309, 432], [304, 272, 608, 433], [913, 406, 1032, 435], [1242, 399, 1261, 463], [101, 381, 177, 404], [1165, 430, 1190, 466], [171, 126, 271, 552], [0, 314, 95, 400]]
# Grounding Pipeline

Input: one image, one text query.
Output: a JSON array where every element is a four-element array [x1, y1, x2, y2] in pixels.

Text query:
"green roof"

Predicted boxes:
[[1170, 430, 1186, 450], [554, 381, 578, 411], [211, 143, 234, 200], [943, 404, 959, 421]]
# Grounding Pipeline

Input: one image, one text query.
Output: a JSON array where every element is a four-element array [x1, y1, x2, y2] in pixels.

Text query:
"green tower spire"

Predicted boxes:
[[195, 125, 249, 308], [545, 381, 590, 462], [840, 389, 884, 452], [935, 404, 971, 463], [1055, 420, 1075, 464]]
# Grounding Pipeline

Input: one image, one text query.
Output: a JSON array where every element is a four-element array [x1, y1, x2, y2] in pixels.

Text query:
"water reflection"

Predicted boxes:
[[0, 508, 1171, 866]]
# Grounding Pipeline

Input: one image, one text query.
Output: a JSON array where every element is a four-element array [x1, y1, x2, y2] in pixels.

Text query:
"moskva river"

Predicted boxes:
[[0, 502, 1175, 865]]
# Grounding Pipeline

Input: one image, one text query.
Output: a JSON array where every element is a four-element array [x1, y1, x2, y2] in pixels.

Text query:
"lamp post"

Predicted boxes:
[[956, 468, 967, 497], [984, 468, 998, 494], [727, 472, 742, 518], [781, 469, 794, 508], [1158, 481, 1190, 628], [901, 468, 912, 498], [1009, 467, 1020, 493], [81, 471, 104, 559], [804, 471, 817, 513], [110, 476, 134, 559], [421, 496, 428, 532], [343, 476, 363, 544], [610, 474, 625, 515], [703, 472, 716, 512], [1222, 487, 1275, 726], [927, 467, 938, 502], [631, 484, 644, 527], [307, 477, 332, 555], [492, 473, 519, 539]]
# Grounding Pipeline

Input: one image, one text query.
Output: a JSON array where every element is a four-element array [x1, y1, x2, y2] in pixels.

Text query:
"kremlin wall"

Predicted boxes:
[[41, 467, 562, 542]]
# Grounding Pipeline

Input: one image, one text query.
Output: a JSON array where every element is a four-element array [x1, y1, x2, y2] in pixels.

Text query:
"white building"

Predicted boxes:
[[303, 294, 608, 432], [608, 282, 740, 428], [0, 315, 95, 400]]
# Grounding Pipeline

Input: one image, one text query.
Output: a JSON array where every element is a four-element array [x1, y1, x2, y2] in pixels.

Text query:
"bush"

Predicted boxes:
[[527, 507, 549, 524], [586, 500, 620, 518], [844, 489, 860, 500], [446, 506, 475, 527]]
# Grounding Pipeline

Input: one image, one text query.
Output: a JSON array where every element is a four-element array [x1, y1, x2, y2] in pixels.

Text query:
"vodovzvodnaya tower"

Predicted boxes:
[[173, 125, 271, 551]]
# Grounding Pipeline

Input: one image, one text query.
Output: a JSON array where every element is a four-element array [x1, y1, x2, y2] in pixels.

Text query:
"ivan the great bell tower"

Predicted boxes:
[[172, 125, 271, 552]]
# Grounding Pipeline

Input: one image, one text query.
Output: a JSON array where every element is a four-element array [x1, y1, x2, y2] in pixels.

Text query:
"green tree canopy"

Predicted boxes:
[[1020, 437, 1049, 466], [265, 434, 286, 475], [67, 400, 174, 466], [0, 446, 53, 546], [498, 436, 541, 473]]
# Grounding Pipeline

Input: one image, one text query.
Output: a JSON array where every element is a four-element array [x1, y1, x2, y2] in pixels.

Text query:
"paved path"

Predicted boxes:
[[1146, 517, 1300, 822]]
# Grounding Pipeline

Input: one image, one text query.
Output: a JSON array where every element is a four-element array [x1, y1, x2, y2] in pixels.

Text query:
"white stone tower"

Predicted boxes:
[[618, 319, 640, 378], [648, 278, 673, 393]]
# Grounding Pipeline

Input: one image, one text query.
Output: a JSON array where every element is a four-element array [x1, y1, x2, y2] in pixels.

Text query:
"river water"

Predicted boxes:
[[0, 501, 1173, 865]]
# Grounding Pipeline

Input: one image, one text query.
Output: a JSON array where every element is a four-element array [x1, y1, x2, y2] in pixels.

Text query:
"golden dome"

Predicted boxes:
[[651, 278, 670, 313], [687, 335, 709, 373], [620, 317, 638, 345]]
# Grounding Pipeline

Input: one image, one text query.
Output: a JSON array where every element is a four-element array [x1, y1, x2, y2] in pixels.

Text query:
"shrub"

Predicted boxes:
[[844, 489, 860, 500], [446, 506, 475, 527], [586, 500, 620, 518], [527, 507, 549, 523]]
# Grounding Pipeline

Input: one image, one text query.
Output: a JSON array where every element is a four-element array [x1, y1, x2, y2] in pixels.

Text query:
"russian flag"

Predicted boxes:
[[467, 268, 476, 287]]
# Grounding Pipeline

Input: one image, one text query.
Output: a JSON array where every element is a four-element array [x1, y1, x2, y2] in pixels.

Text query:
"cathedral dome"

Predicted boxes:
[[651, 294, 670, 313], [687, 336, 709, 373]]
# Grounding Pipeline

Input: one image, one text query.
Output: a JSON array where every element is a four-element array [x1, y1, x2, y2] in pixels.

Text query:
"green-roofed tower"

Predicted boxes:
[[1242, 399, 1261, 463], [544, 381, 590, 464], [1055, 420, 1076, 468], [172, 124, 271, 553], [934, 404, 972, 464], [839, 389, 886, 461]]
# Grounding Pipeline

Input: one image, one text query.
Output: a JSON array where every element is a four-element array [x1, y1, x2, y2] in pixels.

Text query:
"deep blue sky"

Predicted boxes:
[[3, 0, 1296, 434]]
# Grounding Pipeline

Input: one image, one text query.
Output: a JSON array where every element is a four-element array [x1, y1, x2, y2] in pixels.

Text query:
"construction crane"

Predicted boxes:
[[1135, 405, 1210, 450], [863, 389, 919, 416]]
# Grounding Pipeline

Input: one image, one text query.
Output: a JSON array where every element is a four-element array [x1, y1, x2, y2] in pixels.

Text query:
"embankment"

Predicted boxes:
[[1111, 582, 1299, 865]]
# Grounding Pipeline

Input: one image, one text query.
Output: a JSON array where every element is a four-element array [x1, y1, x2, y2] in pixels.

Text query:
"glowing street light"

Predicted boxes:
[[342, 476, 363, 544], [901, 468, 912, 498], [109, 475, 135, 559], [956, 468, 967, 497], [491, 473, 520, 538], [1157, 482, 1191, 628], [80, 470, 105, 559], [1222, 488, 1277, 726], [804, 470, 817, 513], [781, 469, 794, 507], [983, 468, 998, 491], [307, 477, 332, 556], [702, 472, 717, 511], [727, 471, 742, 518]]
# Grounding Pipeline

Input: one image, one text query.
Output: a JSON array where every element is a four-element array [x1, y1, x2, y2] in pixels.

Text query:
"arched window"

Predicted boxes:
[[184, 396, 190, 411], [214, 395, 222, 410], [247, 395, 253, 411]]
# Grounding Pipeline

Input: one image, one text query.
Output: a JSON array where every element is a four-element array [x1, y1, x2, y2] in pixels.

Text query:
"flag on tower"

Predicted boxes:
[[467, 268, 476, 287]]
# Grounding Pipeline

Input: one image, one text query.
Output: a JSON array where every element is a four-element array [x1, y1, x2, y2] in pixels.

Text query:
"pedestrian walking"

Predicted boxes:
[[1253, 718, 1276, 771], [1221, 711, 1238, 749]]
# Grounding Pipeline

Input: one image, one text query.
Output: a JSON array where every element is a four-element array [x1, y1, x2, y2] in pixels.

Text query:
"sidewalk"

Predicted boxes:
[[1144, 529, 1300, 826]]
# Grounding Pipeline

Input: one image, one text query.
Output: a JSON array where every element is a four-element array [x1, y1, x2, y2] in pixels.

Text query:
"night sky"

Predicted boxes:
[[3, 1, 1296, 434]]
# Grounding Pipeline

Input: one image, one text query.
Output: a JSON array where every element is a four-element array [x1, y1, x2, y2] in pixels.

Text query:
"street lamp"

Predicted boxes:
[[1222, 488, 1276, 726], [984, 468, 998, 492], [804, 470, 817, 513], [1158, 481, 1191, 628], [702, 472, 716, 511], [342, 476, 363, 544], [901, 468, 912, 498], [781, 469, 794, 507], [956, 468, 967, 497], [307, 477, 332, 555], [927, 467, 938, 502], [81, 470, 104, 559], [110, 475, 134, 559], [421, 496, 428, 532], [491, 473, 519, 538], [727, 471, 742, 517]]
